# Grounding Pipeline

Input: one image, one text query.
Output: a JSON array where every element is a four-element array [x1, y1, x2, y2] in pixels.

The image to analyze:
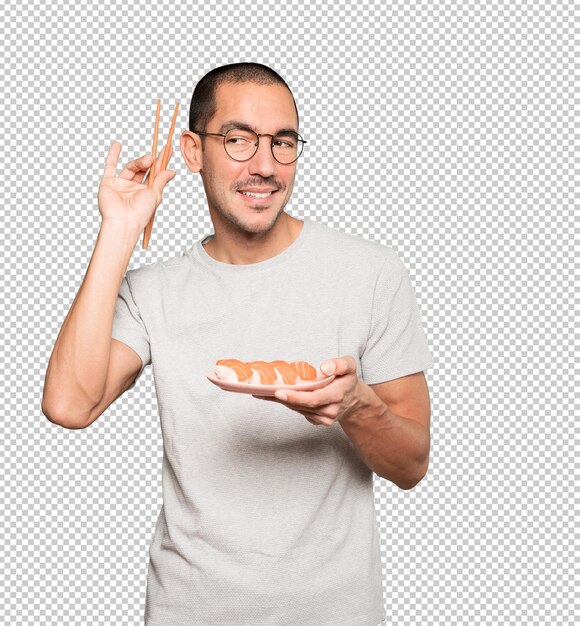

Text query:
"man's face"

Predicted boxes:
[[197, 82, 299, 235]]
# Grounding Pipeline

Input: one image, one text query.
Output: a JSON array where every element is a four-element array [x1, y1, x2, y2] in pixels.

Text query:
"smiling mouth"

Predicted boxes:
[[238, 190, 276, 198]]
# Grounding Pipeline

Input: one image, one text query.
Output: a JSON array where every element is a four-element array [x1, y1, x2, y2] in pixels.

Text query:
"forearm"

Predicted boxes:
[[42, 220, 139, 423], [339, 380, 430, 489]]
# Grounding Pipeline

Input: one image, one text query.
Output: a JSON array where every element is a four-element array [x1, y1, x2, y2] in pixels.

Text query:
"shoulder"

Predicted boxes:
[[306, 218, 404, 276], [124, 250, 192, 289]]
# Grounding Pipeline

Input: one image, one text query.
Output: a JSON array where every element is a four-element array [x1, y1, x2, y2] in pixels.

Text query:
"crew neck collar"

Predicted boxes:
[[187, 218, 311, 273]]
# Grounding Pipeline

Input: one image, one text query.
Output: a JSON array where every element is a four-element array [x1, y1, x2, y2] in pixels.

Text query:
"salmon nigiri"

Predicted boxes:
[[270, 360, 300, 384], [215, 359, 253, 382], [246, 360, 278, 384], [290, 360, 318, 381]]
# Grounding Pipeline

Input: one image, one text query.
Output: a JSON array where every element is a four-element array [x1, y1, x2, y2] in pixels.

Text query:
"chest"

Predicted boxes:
[[146, 271, 370, 393]]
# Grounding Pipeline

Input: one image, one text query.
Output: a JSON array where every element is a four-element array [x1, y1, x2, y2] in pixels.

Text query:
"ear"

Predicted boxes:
[[180, 131, 203, 173]]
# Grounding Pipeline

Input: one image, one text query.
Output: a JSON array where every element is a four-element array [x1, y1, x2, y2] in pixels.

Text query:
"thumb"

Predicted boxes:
[[320, 360, 336, 375], [320, 355, 356, 376]]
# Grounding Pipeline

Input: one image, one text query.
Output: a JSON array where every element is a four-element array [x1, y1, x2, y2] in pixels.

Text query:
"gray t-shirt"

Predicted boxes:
[[112, 217, 433, 626]]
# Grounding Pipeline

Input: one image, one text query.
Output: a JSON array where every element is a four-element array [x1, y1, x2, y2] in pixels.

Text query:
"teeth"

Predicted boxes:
[[240, 191, 272, 198]]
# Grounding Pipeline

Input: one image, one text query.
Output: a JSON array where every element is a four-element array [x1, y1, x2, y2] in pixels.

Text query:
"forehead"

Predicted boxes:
[[210, 82, 298, 132]]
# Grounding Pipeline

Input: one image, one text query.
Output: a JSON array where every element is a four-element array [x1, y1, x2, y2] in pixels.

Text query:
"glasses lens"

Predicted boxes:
[[224, 129, 257, 160], [272, 133, 303, 164]]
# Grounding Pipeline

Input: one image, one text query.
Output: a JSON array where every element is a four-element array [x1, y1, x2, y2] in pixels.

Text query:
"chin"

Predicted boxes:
[[247, 212, 285, 233], [212, 199, 286, 233], [243, 214, 278, 230]]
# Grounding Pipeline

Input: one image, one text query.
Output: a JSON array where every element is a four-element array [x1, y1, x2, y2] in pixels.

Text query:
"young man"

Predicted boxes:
[[42, 63, 432, 626]]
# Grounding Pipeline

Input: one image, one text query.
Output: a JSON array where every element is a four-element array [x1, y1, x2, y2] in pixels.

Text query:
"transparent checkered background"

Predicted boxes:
[[0, 0, 576, 624]]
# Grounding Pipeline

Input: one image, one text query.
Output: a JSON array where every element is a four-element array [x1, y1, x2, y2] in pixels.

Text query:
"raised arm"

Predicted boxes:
[[41, 142, 175, 429]]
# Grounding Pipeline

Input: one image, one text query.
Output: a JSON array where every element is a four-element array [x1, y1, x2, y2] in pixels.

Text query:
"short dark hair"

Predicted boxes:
[[188, 63, 299, 137]]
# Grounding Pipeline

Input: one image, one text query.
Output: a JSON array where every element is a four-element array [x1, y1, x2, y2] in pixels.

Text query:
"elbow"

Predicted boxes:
[[397, 473, 426, 491], [41, 400, 90, 430], [395, 459, 429, 491]]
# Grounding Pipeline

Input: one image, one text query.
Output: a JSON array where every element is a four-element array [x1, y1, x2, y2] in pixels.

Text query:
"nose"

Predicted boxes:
[[247, 136, 277, 178]]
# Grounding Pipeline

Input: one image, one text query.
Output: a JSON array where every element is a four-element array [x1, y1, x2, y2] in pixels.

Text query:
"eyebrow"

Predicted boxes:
[[217, 120, 298, 136]]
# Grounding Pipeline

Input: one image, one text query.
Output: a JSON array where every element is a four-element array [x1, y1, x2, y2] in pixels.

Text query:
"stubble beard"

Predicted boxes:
[[205, 178, 291, 236]]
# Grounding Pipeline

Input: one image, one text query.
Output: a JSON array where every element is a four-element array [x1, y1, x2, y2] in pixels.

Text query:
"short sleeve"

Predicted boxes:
[[111, 274, 151, 389], [361, 250, 434, 384]]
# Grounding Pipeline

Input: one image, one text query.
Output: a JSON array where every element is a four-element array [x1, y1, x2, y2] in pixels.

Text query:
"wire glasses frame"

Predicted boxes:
[[193, 128, 307, 164]]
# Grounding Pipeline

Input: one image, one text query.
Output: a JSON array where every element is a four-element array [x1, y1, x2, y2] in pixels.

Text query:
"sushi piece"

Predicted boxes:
[[246, 360, 278, 384], [215, 359, 253, 382], [270, 360, 300, 384], [290, 360, 318, 381]]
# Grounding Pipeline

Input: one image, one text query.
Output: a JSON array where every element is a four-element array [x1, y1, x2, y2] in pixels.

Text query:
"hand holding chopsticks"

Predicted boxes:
[[98, 99, 178, 249]]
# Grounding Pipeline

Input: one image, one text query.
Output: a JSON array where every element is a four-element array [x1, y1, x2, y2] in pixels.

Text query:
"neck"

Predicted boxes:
[[203, 212, 304, 265]]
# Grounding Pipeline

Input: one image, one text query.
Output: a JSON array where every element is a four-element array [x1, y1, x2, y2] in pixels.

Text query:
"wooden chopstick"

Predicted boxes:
[[141, 98, 161, 249], [142, 100, 179, 250], [147, 99, 161, 191]]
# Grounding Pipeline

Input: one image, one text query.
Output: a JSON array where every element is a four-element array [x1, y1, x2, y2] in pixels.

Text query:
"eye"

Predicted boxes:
[[225, 129, 256, 145], [226, 135, 253, 145], [273, 138, 296, 149]]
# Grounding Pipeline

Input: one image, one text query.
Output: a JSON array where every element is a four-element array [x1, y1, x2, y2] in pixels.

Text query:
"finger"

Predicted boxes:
[[102, 142, 121, 179], [300, 403, 338, 419], [320, 355, 357, 376], [158, 143, 175, 170], [138, 146, 174, 185], [252, 395, 325, 422], [255, 393, 337, 419], [317, 417, 335, 426], [274, 389, 329, 408], [155, 144, 173, 165], [303, 412, 334, 426], [151, 168, 176, 195], [254, 392, 290, 403], [253, 393, 294, 404], [119, 154, 155, 180], [252, 395, 334, 426]]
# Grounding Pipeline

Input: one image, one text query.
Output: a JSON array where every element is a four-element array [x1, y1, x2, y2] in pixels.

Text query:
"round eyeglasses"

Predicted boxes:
[[193, 127, 307, 164]]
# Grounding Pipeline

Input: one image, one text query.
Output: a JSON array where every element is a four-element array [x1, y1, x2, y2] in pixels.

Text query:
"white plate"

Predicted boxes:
[[206, 372, 336, 396]]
